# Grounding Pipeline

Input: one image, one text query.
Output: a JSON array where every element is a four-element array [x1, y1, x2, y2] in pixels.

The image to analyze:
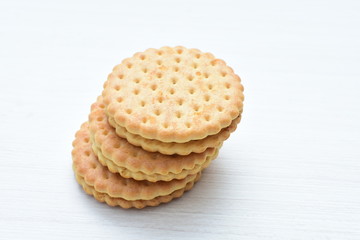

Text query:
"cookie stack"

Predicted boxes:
[[72, 46, 244, 209]]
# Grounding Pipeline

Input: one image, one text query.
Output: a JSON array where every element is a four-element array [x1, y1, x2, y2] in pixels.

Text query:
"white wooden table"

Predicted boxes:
[[1, 0, 359, 239]]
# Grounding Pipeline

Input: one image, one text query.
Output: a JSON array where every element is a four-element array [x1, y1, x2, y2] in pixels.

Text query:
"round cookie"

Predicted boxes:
[[102, 46, 244, 143], [88, 98, 219, 182], [91, 143, 218, 182], [72, 122, 198, 201], [75, 173, 200, 209]]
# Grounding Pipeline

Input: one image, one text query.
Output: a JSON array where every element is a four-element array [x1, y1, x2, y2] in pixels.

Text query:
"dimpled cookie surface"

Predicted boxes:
[[102, 46, 244, 143]]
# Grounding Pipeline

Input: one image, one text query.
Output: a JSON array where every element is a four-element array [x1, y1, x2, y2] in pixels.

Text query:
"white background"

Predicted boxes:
[[0, 0, 359, 239]]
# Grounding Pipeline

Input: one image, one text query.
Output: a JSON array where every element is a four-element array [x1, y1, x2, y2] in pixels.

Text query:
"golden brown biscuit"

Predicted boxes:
[[102, 46, 244, 143], [75, 173, 200, 209], [91, 142, 218, 182]]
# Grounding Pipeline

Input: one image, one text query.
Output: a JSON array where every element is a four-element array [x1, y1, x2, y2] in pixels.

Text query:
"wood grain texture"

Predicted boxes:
[[0, 0, 359, 239]]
